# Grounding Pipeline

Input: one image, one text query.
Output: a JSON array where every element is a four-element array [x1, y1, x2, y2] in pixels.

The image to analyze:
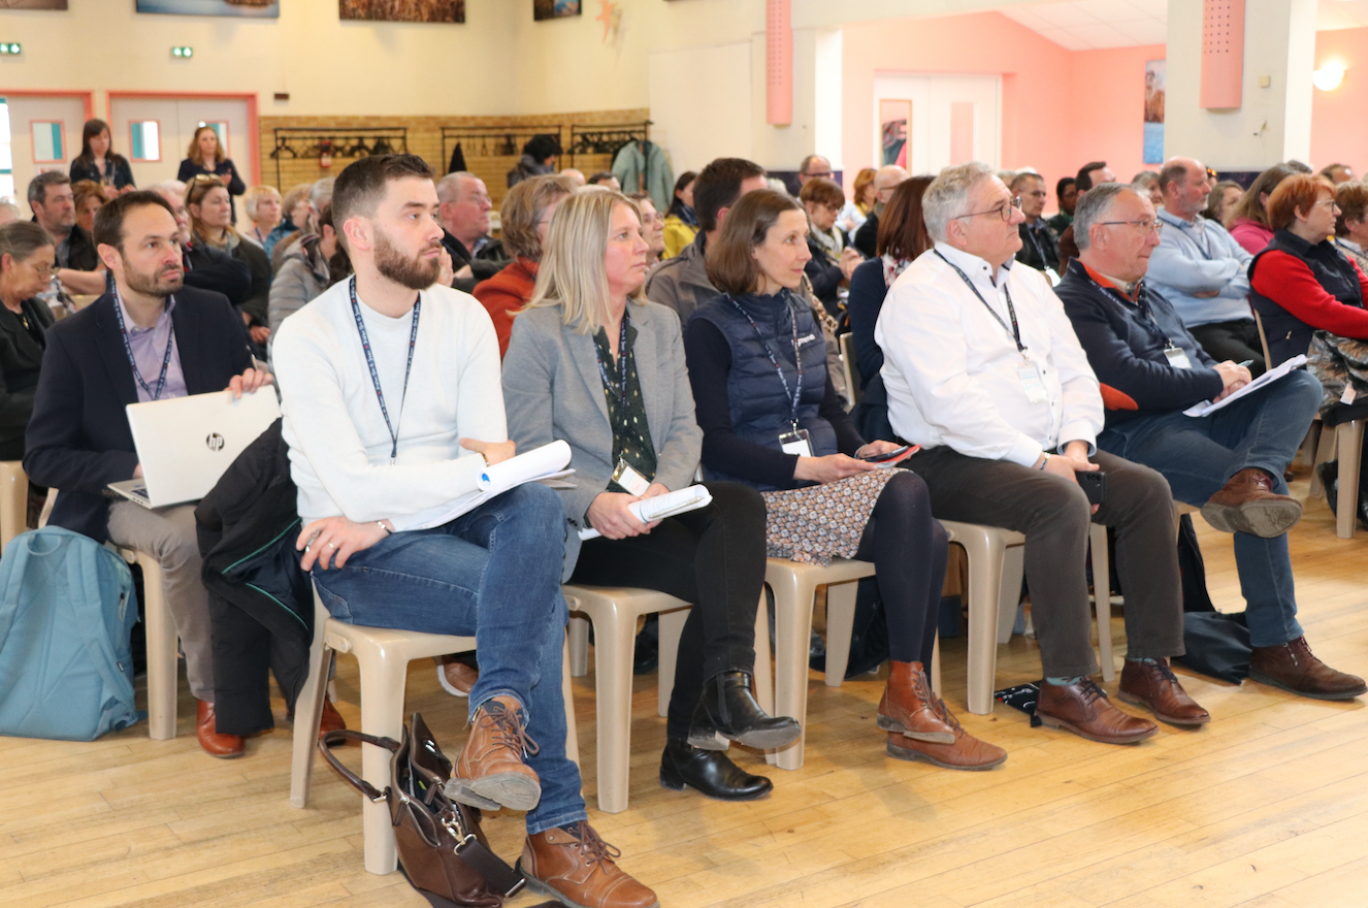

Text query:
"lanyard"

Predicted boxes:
[[1025, 222, 1048, 268], [935, 251, 1027, 354], [112, 291, 176, 401], [594, 312, 631, 404], [728, 293, 803, 428], [349, 276, 420, 465], [1160, 211, 1212, 260], [1082, 272, 1175, 349]]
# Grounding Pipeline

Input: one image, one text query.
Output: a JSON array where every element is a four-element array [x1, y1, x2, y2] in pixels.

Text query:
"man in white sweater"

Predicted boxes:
[[272, 155, 657, 908]]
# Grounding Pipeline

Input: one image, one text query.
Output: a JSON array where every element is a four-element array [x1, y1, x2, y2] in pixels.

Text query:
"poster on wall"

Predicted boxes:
[[340, 0, 465, 22], [879, 99, 909, 168], [1144, 59, 1165, 165], [534, 0, 580, 21], [0, 1, 68, 9], [136, 0, 278, 17]]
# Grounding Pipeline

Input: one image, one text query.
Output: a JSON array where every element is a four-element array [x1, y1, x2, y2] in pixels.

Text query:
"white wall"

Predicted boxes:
[[649, 42, 754, 175]]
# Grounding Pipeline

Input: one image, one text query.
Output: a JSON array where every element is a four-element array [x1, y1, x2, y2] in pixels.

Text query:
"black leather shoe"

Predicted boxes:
[[659, 739, 773, 801], [686, 670, 802, 751], [1318, 459, 1368, 529]]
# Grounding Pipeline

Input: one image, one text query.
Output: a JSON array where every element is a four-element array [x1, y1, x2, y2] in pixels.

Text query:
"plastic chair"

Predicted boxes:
[[1327, 419, 1365, 539], [0, 461, 27, 553], [289, 587, 579, 875], [117, 547, 178, 740], [838, 333, 862, 408], [563, 585, 772, 813]]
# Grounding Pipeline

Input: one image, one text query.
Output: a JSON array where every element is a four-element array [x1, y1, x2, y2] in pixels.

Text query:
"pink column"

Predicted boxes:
[[767, 0, 792, 126]]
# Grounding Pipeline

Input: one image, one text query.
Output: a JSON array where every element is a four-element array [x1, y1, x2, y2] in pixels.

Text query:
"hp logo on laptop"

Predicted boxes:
[[206, 433, 226, 452]]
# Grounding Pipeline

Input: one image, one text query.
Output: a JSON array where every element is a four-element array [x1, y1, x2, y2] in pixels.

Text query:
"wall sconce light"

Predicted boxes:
[[171, 46, 194, 59], [1313, 63, 1345, 91]]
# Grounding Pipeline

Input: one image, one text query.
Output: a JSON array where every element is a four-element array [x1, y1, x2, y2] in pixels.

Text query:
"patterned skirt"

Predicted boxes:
[[762, 469, 898, 566]]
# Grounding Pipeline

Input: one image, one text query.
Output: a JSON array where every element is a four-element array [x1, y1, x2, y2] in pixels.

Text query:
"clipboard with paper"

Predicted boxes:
[[1182, 355, 1307, 418]]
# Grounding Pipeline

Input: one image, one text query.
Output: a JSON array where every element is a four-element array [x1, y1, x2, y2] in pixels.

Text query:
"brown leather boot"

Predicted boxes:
[[1119, 658, 1210, 725], [877, 660, 955, 744], [1250, 636, 1367, 701], [518, 821, 659, 908], [885, 695, 1006, 770], [444, 696, 541, 811], [318, 697, 346, 738], [1201, 468, 1302, 537], [1036, 678, 1157, 744], [196, 700, 244, 759], [436, 656, 479, 697]]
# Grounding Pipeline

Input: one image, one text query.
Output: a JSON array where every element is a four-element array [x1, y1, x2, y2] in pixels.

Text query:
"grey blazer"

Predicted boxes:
[[503, 300, 702, 578]]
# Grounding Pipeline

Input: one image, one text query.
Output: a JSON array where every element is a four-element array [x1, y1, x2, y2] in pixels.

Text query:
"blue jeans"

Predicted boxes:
[[310, 483, 585, 836], [1099, 370, 1321, 647]]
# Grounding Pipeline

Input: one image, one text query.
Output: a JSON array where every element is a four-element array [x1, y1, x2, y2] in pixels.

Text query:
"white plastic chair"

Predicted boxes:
[[0, 461, 27, 553], [289, 588, 579, 875], [117, 547, 178, 740]]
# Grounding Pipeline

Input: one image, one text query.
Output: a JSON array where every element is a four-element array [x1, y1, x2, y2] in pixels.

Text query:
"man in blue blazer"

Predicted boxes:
[[25, 191, 271, 758]]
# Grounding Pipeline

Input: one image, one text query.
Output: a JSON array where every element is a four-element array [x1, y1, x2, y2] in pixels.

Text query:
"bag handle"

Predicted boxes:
[[318, 730, 398, 802]]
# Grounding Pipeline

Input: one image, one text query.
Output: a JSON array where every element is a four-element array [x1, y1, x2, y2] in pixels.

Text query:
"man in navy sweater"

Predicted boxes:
[[1056, 182, 1363, 704]]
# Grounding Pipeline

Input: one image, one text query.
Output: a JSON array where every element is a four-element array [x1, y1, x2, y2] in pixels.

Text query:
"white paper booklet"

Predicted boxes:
[[578, 485, 713, 541], [414, 440, 574, 529], [1183, 355, 1307, 418]]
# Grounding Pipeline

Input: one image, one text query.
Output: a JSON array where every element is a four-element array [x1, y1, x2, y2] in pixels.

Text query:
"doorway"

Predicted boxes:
[[108, 94, 257, 191], [0, 92, 93, 211], [872, 74, 1001, 174]]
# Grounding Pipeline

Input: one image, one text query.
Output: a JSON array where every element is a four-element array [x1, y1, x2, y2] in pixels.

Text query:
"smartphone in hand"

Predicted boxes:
[[1076, 470, 1107, 506], [859, 444, 920, 467]]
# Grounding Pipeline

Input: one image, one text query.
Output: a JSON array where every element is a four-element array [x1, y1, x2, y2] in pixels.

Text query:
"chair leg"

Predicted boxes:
[[1336, 421, 1362, 540], [288, 631, 332, 809], [1089, 524, 1115, 682], [1309, 421, 1336, 499], [590, 599, 635, 814], [768, 572, 819, 771], [561, 635, 579, 769], [350, 636, 413, 875], [138, 554, 178, 741], [995, 545, 1025, 645], [959, 530, 1008, 716], [752, 591, 774, 715], [930, 634, 941, 694], [0, 464, 26, 554], [656, 608, 688, 718], [568, 614, 589, 677], [823, 580, 858, 688]]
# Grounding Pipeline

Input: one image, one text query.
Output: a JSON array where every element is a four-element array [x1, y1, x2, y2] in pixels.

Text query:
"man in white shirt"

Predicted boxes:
[[272, 155, 656, 908], [877, 162, 1205, 745]]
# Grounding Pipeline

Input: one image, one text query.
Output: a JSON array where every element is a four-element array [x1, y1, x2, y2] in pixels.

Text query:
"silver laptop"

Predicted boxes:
[[108, 389, 281, 508]]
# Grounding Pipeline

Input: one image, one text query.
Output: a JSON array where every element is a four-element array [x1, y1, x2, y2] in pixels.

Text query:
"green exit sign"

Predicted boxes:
[[0, 44, 21, 56], [171, 46, 193, 58]]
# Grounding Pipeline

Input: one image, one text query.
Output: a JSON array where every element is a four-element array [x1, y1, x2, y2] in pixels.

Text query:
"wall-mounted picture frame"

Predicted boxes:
[[30, 121, 64, 164], [878, 99, 909, 168], [129, 121, 162, 163], [340, 0, 465, 22], [1144, 59, 1166, 164], [0, 1, 69, 9], [534, 0, 579, 21], [136, 0, 279, 18]]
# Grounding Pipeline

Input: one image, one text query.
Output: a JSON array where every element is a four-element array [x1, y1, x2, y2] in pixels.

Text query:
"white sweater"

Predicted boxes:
[[273, 279, 507, 531]]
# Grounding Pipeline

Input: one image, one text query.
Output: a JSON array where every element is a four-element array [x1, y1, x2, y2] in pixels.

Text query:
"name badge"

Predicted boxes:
[[1164, 345, 1192, 370], [1018, 363, 1047, 404], [612, 459, 651, 496], [1342, 385, 1359, 405], [779, 427, 813, 457]]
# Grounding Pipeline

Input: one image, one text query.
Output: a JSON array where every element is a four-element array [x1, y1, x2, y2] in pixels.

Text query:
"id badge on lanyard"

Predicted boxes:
[[1164, 343, 1192, 370], [612, 459, 651, 496], [1018, 359, 1048, 404], [779, 426, 813, 457]]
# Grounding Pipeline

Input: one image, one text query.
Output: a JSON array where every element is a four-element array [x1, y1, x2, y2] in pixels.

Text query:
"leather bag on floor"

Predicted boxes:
[[320, 712, 525, 908]]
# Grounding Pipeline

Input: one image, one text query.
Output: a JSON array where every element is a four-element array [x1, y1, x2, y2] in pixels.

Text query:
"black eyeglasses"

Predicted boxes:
[[954, 196, 1023, 222], [1095, 219, 1164, 235]]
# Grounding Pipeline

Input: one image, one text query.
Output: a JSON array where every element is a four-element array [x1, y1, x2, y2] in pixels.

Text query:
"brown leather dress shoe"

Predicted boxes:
[[1250, 635, 1367, 701], [1036, 678, 1157, 744], [885, 695, 1006, 770], [319, 696, 346, 738], [877, 660, 955, 744], [437, 656, 479, 697], [444, 695, 541, 811], [1119, 658, 1210, 725], [518, 822, 659, 908], [196, 700, 244, 759], [1201, 468, 1302, 537]]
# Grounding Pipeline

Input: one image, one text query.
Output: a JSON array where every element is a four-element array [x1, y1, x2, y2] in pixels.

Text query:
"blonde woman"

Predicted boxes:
[[240, 185, 282, 248], [186, 175, 271, 346], [177, 126, 245, 220], [503, 188, 799, 802]]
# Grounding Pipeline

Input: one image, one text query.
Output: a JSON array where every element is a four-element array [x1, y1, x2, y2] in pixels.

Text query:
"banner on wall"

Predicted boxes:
[[1144, 59, 1165, 165], [136, 0, 278, 17]]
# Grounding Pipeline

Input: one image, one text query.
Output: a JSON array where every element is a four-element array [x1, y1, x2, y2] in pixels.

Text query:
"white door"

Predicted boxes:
[[2, 95, 87, 212], [872, 74, 1001, 175], [109, 96, 251, 191]]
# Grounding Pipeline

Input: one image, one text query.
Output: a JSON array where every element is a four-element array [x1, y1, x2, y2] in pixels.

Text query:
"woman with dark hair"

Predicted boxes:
[[506, 133, 562, 188], [503, 188, 799, 802], [1227, 164, 1298, 254], [185, 175, 271, 347], [1205, 179, 1244, 225], [177, 126, 246, 221], [0, 221, 55, 462], [1333, 181, 1368, 275], [799, 177, 860, 316], [684, 189, 1005, 771], [662, 170, 699, 259], [69, 119, 134, 199], [71, 180, 104, 239]]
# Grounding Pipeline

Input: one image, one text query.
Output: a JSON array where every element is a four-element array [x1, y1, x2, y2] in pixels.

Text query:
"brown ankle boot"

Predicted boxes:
[[196, 700, 244, 759], [885, 695, 1006, 770], [1250, 636, 1367, 701], [877, 660, 955, 744], [444, 695, 541, 811], [518, 821, 659, 908], [1201, 468, 1302, 537], [1119, 658, 1210, 725]]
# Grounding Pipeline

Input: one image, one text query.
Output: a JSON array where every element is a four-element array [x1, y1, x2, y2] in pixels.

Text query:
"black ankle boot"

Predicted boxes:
[[686, 671, 801, 751], [660, 739, 773, 801]]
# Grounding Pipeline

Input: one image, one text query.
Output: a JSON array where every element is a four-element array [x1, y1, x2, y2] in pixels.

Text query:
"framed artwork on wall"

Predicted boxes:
[[30, 121, 63, 163], [1144, 59, 1165, 164], [129, 121, 162, 162], [534, 0, 580, 21], [340, 0, 465, 22], [0, 1, 69, 9], [879, 99, 909, 168], [136, 0, 279, 18]]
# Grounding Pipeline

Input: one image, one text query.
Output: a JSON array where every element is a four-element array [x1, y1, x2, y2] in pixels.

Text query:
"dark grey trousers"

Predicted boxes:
[[908, 446, 1184, 678]]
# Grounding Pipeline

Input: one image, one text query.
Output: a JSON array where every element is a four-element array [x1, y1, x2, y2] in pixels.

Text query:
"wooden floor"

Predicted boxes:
[[5, 475, 1367, 908]]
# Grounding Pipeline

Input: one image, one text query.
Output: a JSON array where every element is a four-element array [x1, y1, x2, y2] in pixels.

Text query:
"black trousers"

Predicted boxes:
[[1189, 319, 1267, 377], [569, 482, 765, 741]]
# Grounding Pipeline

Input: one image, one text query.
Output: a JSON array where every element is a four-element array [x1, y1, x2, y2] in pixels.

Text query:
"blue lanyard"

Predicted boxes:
[[935, 251, 1027, 354], [727, 293, 803, 429], [1082, 272, 1174, 349], [112, 292, 175, 401], [594, 311, 631, 404], [1159, 211, 1212, 260], [348, 276, 420, 465], [1025, 222, 1048, 267]]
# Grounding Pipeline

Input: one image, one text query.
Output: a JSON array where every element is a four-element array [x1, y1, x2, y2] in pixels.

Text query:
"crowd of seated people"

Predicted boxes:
[[10, 113, 1368, 908]]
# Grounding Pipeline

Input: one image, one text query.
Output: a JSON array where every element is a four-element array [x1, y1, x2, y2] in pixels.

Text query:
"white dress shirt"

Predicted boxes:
[[874, 241, 1103, 467]]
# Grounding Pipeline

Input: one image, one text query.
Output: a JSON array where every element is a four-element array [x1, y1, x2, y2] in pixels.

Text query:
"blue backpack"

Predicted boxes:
[[0, 528, 142, 740]]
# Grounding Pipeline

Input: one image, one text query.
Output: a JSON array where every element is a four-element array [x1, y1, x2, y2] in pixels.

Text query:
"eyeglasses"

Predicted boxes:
[[1095, 219, 1164, 235], [190, 174, 221, 184], [804, 170, 833, 180], [954, 196, 1023, 222], [25, 261, 54, 277]]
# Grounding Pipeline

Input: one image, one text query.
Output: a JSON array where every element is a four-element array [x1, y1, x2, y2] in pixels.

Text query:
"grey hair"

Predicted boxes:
[[147, 179, 187, 201], [26, 171, 70, 206], [435, 171, 477, 203], [1072, 182, 1136, 251], [310, 176, 335, 210], [923, 161, 997, 242]]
